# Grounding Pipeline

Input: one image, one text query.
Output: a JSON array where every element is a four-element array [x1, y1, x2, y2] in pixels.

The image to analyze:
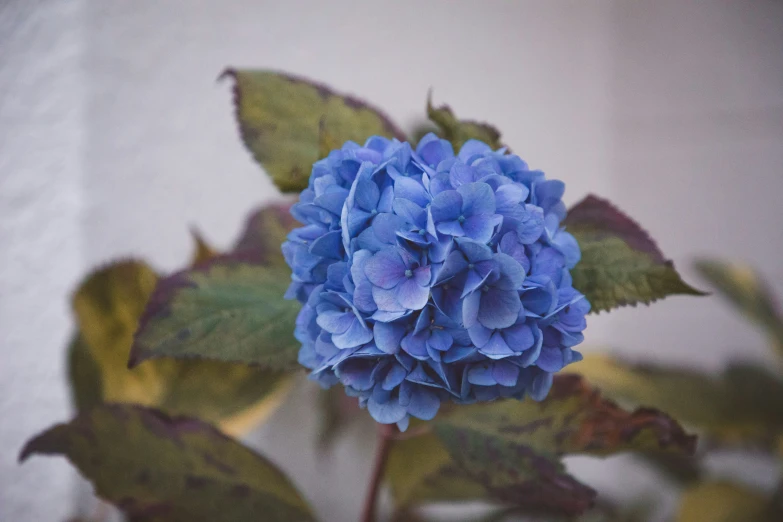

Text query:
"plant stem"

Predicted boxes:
[[359, 423, 395, 522]]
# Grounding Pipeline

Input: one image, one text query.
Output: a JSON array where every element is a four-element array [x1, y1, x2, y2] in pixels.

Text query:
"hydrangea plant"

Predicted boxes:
[[21, 69, 746, 522], [285, 134, 588, 429]]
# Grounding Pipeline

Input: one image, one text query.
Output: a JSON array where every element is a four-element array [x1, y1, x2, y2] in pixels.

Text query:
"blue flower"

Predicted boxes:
[[283, 134, 589, 429]]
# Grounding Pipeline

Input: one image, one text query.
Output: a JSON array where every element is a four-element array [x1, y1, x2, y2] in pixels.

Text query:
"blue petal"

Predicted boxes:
[[394, 176, 430, 208], [458, 182, 496, 216], [503, 323, 535, 352], [401, 331, 429, 360], [332, 319, 373, 349], [478, 288, 521, 330], [529, 371, 553, 401], [382, 363, 408, 390], [458, 139, 492, 162], [354, 178, 381, 211], [492, 361, 520, 387], [427, 329, 453, 352], [430, 190, 463, 223], [406, 387, 440, 420], [462, 291, 481, 328], [368, 396, 407, 424], [374, 321, 406, 354], [467, 364, 496, 386], [316, 310, 353, 334], [462, 214, 498, 244], [536, 346, 565, 372], [479, 331, 516, 360], [309, 230, 343, 259]]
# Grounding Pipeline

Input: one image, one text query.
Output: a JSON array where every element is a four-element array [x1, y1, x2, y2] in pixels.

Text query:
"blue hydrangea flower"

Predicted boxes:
[[283, 134, 589, 430]]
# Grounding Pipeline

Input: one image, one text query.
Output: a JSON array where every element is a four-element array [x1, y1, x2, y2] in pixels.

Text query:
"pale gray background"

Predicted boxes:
[[2, 1, 782, 521]]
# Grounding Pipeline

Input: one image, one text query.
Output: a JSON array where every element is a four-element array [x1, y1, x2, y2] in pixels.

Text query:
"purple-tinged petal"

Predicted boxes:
[[372, 287, 406, 313], [396, 278, 430, 310], [365, 248, 405, 289], [413, 265, 432, 286]]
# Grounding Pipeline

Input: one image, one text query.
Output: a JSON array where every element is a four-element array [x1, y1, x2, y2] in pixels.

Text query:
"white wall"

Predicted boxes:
[[1, 1, 781, 521]]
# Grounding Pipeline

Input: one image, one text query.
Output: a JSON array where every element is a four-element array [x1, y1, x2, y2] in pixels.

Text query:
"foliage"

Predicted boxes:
[[21, 69, 752, 522]]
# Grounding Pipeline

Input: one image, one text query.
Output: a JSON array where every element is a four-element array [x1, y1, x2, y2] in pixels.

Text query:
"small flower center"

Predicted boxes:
[[418, 228, 427, 235], [458, 215, 466, 223], [405, 269, 413, 278], [468, 263, 475, 269], [371, 209, 378, 215], [481, 285, 490, 292]]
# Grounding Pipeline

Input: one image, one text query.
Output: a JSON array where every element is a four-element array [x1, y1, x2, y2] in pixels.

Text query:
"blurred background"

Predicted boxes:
[[1, 0, 782, 520]]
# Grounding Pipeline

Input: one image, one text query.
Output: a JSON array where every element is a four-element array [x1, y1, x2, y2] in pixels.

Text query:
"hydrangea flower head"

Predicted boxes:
[[283, 133, 589, 430]]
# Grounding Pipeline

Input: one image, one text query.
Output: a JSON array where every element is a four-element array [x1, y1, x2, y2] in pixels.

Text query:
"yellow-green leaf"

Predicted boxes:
[[66, 333, 103, 412], [20, 405, 315, 522], [572, 353, 783, 449], [223, 69, 406, 193], [71, 260, 291, 436], [695, 260, 783, 359], [565, 195, 705, 313], [427, 92, 503, 151], [677, 481, 777, 522]]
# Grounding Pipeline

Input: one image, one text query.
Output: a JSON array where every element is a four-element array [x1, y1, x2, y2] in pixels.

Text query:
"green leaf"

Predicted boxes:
[[129, 257, 301, 371], [564, 195, 705, 313], [695, 260, 783, 358], [223, 69, 407, 193], [676, 481, 779, 522], [20, 404, 315, 522], [71, 260, 292, 436], [572, 354, 783, 449], [427, 92, 503, 151], [387, 374, 696, 515]]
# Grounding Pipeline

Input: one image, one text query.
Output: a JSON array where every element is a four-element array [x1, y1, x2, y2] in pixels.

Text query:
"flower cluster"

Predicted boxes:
[[283, 134, 589, 429]]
